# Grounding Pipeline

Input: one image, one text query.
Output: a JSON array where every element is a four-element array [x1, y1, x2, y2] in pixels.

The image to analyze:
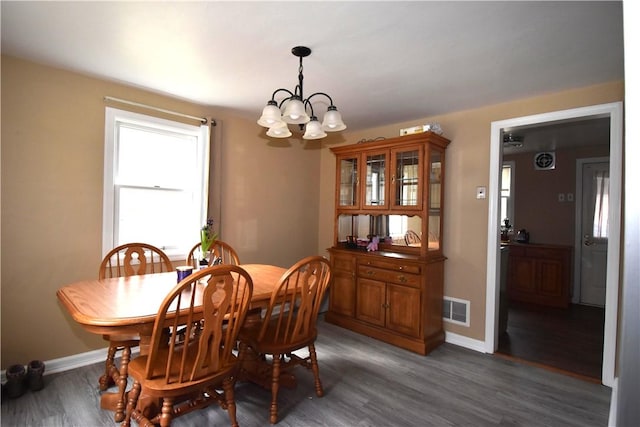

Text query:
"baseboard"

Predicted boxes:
[[1, 346, 139, 384], [1, 334, 483, 383], [608, 376, 618, 426], [445, 331, 487, 353]]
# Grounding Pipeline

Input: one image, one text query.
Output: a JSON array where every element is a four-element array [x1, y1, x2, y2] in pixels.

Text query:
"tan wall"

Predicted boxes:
[[318, 81, 624, 341], [1, 56, 321, 368]]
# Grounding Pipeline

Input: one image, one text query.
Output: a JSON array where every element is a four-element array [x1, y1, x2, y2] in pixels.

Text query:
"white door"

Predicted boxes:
[[578, 161, 609, 307]]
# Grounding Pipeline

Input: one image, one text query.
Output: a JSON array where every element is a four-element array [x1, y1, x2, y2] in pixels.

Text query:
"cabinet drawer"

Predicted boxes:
[[359, 258, 421, 274], [358, 265, 421, 288]]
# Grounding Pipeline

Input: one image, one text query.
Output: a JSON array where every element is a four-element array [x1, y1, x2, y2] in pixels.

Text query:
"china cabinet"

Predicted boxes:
[[326, 132, 450, 355]]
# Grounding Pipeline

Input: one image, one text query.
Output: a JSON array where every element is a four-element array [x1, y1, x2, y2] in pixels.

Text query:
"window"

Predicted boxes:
[[500, 161, 515, 227], [592, 170, 609, 238], [103, 107, 209, 260]]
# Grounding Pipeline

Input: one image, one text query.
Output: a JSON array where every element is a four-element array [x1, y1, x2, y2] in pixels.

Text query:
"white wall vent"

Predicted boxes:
[[534, 151, 556, 170], [443, 297, 470, 327]]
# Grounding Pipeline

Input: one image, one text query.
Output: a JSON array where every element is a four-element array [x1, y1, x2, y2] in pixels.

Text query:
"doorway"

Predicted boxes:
[[484, 102, 622, 387]]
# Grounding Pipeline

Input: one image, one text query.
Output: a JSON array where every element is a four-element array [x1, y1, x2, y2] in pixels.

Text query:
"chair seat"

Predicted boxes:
[[128, 348, 238, 398], [240, 319, 317, 355]]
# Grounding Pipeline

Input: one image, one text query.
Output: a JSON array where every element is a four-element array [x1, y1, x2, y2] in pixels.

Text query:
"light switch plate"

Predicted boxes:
[[476, 186, 486, 199]]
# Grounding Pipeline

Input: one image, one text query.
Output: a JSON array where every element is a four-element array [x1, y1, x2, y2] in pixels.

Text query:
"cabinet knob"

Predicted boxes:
[[397, 275, 407, 283], [367, 270, 375, 276]]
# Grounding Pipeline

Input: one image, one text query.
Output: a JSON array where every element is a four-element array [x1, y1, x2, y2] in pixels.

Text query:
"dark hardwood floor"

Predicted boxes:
[[1, 316, 611, 426], [497, 300, 605, 381]]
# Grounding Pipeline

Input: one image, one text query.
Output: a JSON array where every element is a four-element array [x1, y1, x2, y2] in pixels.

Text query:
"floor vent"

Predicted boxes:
[[443, 297, 470, 326]]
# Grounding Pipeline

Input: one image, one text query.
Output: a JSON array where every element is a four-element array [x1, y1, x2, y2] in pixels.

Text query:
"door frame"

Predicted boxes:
[[573, 157, 610, 304], [484, 101, 622, 387]]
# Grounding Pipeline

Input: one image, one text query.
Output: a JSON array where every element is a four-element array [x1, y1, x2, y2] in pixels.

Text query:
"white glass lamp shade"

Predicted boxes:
[[282, 97, 310, 124], [321, 106, 347, 132], [266, 121, 292, 138], [302, 117, 327, 140], [257, 101, 284, 128]]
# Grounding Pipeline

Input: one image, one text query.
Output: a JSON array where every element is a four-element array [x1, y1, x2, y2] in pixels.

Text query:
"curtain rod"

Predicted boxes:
[[104, 96, 209, 124]]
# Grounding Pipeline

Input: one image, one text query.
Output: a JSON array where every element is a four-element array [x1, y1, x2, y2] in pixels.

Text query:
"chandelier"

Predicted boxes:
[[257, 46, 346, 140]]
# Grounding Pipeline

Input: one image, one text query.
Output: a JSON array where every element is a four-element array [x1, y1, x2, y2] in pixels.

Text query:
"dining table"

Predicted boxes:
[[56, 263, 287, 416]]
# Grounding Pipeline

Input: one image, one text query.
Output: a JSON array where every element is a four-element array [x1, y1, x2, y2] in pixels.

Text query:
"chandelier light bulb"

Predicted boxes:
[[282, 97, 310, 124], [258, 101, 284, 128], [303, 116, 327, 140], [266, 121, 292, 138], [321, 106, 346, 132]]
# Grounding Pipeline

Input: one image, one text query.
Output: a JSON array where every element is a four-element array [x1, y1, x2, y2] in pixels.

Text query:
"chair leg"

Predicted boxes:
[[114, 345, 132, 422], [122, 380, 141, 427], [159, 398, 174, 427], [100, 345, 118, 390], [223, 376, 239, 427], [308, 343, 324, 397], [269, 354, 281, 424]]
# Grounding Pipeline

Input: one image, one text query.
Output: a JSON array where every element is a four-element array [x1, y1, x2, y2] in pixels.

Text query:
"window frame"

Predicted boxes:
[[500, 161, 516, 228], [102, 107, 210, 261]]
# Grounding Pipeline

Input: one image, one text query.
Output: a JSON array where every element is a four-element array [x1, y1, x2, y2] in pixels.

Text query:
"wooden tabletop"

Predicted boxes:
[[56, 264, 286, 337]]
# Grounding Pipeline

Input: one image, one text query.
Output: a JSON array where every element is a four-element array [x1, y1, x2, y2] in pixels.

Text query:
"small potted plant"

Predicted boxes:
[[200, 218, 218, 267], [501, 218, 512, 242]]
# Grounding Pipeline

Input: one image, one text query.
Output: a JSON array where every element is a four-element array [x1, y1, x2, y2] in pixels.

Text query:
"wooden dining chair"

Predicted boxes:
[[122, 265, 253, 427], [238, 256, 332, 424], [404, 229, 421, 245], [186, 240, 240, 268], [97, 242, 173, 422], [99, 242, 174, 279]]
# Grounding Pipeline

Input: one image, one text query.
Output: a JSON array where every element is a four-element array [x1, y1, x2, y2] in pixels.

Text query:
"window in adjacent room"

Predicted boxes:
[[500, 161, 515, 228], [592, 169, 610, 238], [103, 107, 210, 260]]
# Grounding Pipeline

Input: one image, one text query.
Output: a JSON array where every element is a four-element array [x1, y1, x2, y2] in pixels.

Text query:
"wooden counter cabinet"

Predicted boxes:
[[506, 243, 572, 308], [356, 257, 422, 337], [326, 248, 445, 355]]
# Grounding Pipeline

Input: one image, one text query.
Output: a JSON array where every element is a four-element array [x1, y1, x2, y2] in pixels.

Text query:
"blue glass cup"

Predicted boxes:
[[176, 266, 193, 282]]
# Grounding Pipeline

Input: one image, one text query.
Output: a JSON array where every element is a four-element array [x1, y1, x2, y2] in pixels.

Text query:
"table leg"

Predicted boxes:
[[238, 344, 297, 390]]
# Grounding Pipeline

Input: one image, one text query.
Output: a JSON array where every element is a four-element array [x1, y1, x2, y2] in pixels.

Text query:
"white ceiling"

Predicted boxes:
[[1, 1, 624, 141]]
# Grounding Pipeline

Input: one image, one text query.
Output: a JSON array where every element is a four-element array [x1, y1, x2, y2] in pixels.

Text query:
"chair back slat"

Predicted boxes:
[[144, 265, 253, 385], [259, 256, 331, 345], [404, 230, 421, 245], [99, 242, 173, 279]]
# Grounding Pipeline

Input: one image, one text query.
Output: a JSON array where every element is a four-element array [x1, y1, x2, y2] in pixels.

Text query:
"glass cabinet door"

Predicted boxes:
[[391, 147, 422, 210], [363, 150, 387, 209], [427, 148, 443, 251], [337, 155, 359, 209]]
